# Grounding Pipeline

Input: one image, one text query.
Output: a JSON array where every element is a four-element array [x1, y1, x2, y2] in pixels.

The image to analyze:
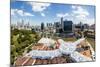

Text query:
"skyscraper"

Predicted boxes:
[[21, 19, 24, 27], [61, 17, 63, 31], [63, 20, 73, 33], [54, 22, 61, 33], [41, 22, 45, 31]]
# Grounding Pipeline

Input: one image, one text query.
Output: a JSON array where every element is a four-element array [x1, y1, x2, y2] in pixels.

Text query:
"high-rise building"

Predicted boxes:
[[61, 17, 63, 31], [41, 22, 45, 31], [27, 22, 30, 28], [22, 19, 24, 27], [54, 22, 60, 32], [54, 19, 73, 33], [75, 22, 84, 31], [63, 20, 73, 33]]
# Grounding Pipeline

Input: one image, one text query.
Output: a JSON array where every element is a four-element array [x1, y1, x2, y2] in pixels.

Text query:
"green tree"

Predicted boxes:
[[11, 29, 19, 35]]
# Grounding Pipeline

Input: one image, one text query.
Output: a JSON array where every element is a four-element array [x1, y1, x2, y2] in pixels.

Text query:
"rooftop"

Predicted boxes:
[[15, 38, 95, 66]]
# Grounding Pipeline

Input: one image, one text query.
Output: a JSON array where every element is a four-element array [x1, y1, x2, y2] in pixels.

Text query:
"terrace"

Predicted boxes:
[[15, 38, 95, 66]]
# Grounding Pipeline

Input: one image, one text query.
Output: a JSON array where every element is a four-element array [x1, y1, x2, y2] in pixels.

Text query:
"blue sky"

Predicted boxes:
[[11, 1, 95, 26]]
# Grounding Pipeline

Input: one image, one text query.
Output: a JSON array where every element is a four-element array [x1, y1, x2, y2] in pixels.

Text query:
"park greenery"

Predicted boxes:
[[11, 28, 40, 65]]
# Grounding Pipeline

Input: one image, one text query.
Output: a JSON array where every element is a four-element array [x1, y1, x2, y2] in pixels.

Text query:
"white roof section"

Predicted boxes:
[[59, 42, 76, 54], [26, 38, 93, 62], [71, 51, 92, 62], [26, 49, 62, 59], [38, 38, 55, 46]]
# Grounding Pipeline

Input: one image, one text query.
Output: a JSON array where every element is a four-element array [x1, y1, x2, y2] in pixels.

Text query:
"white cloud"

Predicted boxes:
[[41, 13, 45, 17], [28, 2, 51, 12], [11, 9, 34, 16], [72, 6, 89, 19], [73, 7, 89, 16], [76, 14, 86, 20], [11, 9, 17, 15], [17, 9, 24, 16], [71, 6, 94, 25], [24, 12, 34, 16], [56, 13, 69, 17], [72, 5, 77, 9], [11, 9, 14, 15]]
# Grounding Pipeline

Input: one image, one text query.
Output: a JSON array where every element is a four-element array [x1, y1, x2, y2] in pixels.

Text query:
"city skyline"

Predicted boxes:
[[11, 1, 95, 26]]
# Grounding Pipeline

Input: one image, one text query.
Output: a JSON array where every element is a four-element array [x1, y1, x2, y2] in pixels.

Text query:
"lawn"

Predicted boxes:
[[63, 37, 77, 42]]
